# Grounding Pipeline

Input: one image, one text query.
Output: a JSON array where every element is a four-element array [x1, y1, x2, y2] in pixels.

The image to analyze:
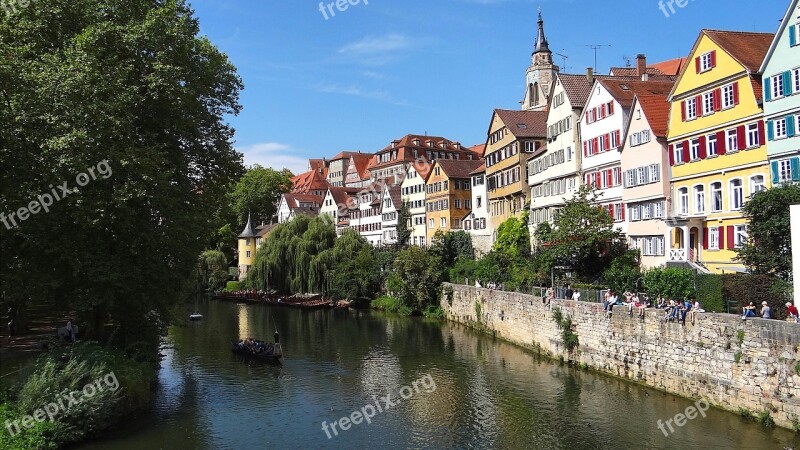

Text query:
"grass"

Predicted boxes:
[[371, 296, 413, 316], [734, 351, 742, 363], [738, 407, 754, 420], [795, 361, 800, 376], [757, 410, 774, 428], [737, 329, 745, 345], [223, 281, 242, 293]]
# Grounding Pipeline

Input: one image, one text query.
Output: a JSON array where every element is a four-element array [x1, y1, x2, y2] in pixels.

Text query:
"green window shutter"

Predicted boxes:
[[790, 25, 797, 47], [792, 158, 800, 182], [772, 161, 780, 184], [788, 115, 797, 137], [784, 71, 793, 97], [765, 78, 772, 102], [767, 120, 774, 140]]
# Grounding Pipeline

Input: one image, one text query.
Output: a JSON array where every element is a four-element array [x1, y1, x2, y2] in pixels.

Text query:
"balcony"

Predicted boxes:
[[669, 248, 696, 262]]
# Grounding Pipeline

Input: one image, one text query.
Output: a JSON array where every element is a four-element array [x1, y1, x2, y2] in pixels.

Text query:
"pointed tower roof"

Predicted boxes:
[[533, 10, 550, 55], [239, 213, 257, 239]]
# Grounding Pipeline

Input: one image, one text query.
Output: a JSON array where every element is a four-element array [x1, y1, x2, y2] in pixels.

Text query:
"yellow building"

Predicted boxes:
[[237, 214, 277, 280], [666, 30, 774, 273], [425, 160, 484, 246], [484, 109, 547, 238]]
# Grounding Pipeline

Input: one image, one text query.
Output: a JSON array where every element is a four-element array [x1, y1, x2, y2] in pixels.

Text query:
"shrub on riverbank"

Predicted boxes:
[[0, 342, 156, 449], [371, 296, 413, 316]]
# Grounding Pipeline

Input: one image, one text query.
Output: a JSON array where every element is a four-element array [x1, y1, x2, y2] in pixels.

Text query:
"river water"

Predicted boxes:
[[76, 298, 799, 449]]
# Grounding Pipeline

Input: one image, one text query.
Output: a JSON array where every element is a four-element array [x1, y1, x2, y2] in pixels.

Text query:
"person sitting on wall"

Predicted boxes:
[[564, 284, 573, 301], [680, 299, 692, 326], [742, 302, 757, 320], [786, 302, 799, 322], [760, 301, 772, 320], [656, 295, 666, 309], [636, 294, 647, 320]]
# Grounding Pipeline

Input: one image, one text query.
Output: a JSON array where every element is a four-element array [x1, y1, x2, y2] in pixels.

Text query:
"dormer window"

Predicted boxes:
[[697, 51, 716, 73]]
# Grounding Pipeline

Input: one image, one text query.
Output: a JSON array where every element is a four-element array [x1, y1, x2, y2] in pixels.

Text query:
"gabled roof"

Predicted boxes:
[[703, 30, 774, 73], [596, 79, 675, 110], [435, 160, 485, 179], [331, 151, 369, 161], [350, 153, 373, 180], [635, 94, 671, 138], [308, 159, 325, 171], [469, 162, 486, 176], [371, 134, 474, 170], [609, 57, 687, 78], [468, 144, 485, 158], [291, 169, 330, 194], [649, 57, 688, 76], [759, 0, 800, 73], [285, 194, 323, 207], [326, 187, 360, 209], [557, 73, 596, 108], [493, 109, 548, 139], [383, 184, 402, 210], [408, 159, 434, 181], [256, 223, 279, 238]]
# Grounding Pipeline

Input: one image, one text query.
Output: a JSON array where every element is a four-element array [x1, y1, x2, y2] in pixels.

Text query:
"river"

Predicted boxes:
[[75, 297, 799, 449]]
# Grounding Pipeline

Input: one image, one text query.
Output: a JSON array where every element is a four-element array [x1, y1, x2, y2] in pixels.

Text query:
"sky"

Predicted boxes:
[[188, 0, 789, 175]]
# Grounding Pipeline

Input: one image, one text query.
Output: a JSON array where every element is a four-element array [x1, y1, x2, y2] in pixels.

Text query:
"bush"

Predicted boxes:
[[643, 267, 695, 300], [723, 274, 789, 320], [371, 296, 413, 316], [224, 281, 242, 292], [696, 274, 724, 313], [757, 410, 774, 428], [422, 305, 444, 320]]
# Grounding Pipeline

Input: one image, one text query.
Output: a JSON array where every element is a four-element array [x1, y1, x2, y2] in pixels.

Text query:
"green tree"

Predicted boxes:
[[231, 165, 293, 226], [0, 0, 243, 345], [493, 211, 531, 258], [736, 183, 800, 280], [643, 267, 695, 300], [540, 186, 626, 280], [196, 250, 229, 292], [314, 230, 380, 303], [395, 202, 412, 248], [430, 230, 475, 271], [392, 246, 443, 311]]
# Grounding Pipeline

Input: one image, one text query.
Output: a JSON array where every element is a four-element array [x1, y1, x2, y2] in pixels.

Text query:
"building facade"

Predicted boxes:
[[400, 161, 431, 247], [425, 160, 483, 245], [666, 30, 773, 273], [464, 164, 492, 255]]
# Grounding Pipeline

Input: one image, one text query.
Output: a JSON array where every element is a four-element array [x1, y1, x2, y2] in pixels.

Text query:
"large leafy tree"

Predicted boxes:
[[430, 230, 474, 270], [395, 202, 412, 248], [539, 186, 626, 280], [736, 183, 800, 280], [392, 246, 442, 311], [0, 0, 243, 345], [493, 211, 531, 258], [230, 165, 293, 226]]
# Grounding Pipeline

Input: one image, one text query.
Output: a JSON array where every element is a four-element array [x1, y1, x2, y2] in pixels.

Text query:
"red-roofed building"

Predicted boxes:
[[327, 151, 371, 187], [621, 93, 673, 268], [425, 159, 485, 245], [344, 153, 374, 189], [291, 167, 330, 197], [369, 134, 477, 184], [277, 194, 323, 224], [401, 159, 436, 247]]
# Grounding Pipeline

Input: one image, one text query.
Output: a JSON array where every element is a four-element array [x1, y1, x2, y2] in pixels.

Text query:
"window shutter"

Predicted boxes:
[[767, 120, 774, 141], [585, 174, 591, 185], [757, 120, 765, 146], [681, 101, 687, 121], [608, 204, 614, 217], [765, 78, 772, 102], [784, 71, 793, 97], [737, 126, 746, 150], [713, 89, 722, 111], [682, 141, 690, 163], [772, 161, 780, 184], [594, 137, 600, 153], [792, 158, 800, 182], [717, 130, 726, 152], [710, 50, 717, 68], [702, 228, 709, 250], [698, 135, 707, 159], [668, 145, 675, 166], [604, 134, 611, 150], [791, 25, 797, 47], [615, 130, 621, 147], [726, 226, 735, 249], [695, 57, 701, 73], [718, 226, 725, 250], [583, 141, 588, 156], [606, 170, 613, 187], [621, 204, 625, 221], [733, 81, 740, 105], [695, 95, 703, 115], [787, 115, 797, 137], [609, 102, 615, 114]]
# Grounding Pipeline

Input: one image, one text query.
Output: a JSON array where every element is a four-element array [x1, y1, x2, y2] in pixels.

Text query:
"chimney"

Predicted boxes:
[[637, 54, 647, 77], [586, 67, 594, 83]]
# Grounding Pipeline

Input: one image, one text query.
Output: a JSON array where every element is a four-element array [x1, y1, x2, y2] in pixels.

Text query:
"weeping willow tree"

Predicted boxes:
[[245, 215, 337, 294], [196, 250, 229, 292], [311, 230, 380, 302]]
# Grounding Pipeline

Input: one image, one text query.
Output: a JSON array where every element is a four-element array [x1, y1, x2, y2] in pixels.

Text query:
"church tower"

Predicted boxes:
[[522, 10, 559, 111]]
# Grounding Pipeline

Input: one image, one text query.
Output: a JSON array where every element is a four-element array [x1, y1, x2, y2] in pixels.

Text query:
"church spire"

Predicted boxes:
[[534, 9, 550, 55], [239, 212, 257, 238]]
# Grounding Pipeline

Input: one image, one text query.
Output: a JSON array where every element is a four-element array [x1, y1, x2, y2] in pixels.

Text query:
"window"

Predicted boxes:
[[779, 160, 793, 182], [750, 175, 765, 195], [246, 251, 251, 258], [637, 167, 646, 185], [702, 92, 714, 116], [772, 74, 785, 99], [726, 129, 738, 152], [709, 227, 719, 250], [631, 205, 640, 221], [734, 225, 747, 248], [654, 201, 664, 218], [722, 84, 735, 109], [686, 98, 698, 120], [613, 167, 621, 186], [794, 68, 800, 94], [678, 187, 689, 215], [477, 196, 482, 208], [455, 199, 461, 209], [674, 145, 684, 164], [566, 146, 573, 161], [693, 185, 705, 213], [730, 179, 744, 210], [711, 182, 723, 212], [429, 218, 434, 229], [700, 52, 713, 72], [642, 203, 651, 220], [746, 123, 759, 148], [775, 118, 788, 139], [440, 218, 446, 228], [707, 134, 718, 156], [690, 139, 701, 160], [649, 164, 660, 182]]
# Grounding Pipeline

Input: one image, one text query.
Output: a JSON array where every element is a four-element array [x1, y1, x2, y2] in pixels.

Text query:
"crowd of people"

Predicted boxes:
[[475, 280, 504, 291], [234, 338, 276, 356]]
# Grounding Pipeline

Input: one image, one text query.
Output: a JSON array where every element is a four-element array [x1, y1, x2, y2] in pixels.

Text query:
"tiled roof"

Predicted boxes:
[[558, 73, 596, 108], [256, 223, 279, 238], [327, 187, 360, 209], [635, 93, 671, 138], [286, 194, 323, 206], [703, 30, 774, 73], [308, 159, 324, 171], [468, 144, 485, 158], [436, 160, 485, 179], [290, 169, 330, 194], [597, 79, 675, 109], [649, 57, 687, 76], [494, 109, 548, 138], [469, 162, 486, 176], [371, 134, 475, 170], [387, 184, 402, 210], [410, 159, 434, 181], [331, 151, 370, 161]]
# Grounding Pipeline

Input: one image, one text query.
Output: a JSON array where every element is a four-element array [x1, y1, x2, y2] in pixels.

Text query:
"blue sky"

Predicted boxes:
[[189, 0, 788, 175]]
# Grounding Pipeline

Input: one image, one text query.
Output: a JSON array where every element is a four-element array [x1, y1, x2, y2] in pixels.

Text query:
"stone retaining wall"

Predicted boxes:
[[442, 283, 800, 429]]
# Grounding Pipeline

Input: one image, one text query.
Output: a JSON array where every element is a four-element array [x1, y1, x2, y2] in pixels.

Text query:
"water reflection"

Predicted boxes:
[[76, 298, 799, 450]]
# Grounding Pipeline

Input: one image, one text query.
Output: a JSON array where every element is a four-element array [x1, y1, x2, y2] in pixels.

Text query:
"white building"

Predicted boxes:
[[349, 181, 386, 246], [464, 163, 492, 255], [381, 183, 402, 245], [400, 161, 431, 247], [277, 194, 322, 224]]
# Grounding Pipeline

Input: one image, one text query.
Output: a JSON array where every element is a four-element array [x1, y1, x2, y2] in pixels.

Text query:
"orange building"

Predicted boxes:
[[425, 160, 484, 245]]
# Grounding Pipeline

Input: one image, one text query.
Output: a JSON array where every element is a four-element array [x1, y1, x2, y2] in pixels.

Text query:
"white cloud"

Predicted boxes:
[[237, 142, 310, 176], [337, 33, 414, 66]]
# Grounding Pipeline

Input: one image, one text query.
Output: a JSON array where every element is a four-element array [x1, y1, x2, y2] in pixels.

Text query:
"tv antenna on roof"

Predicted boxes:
[[623, 56, 633, 68], [581, 44, 611, 72], [554, 51, 569, 71]]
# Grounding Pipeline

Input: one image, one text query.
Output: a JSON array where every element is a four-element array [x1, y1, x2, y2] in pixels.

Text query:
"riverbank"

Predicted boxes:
[[441, 283, 800, 431]]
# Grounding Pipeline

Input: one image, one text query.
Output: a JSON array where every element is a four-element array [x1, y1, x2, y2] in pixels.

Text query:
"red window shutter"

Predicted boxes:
[[681, 101, 687, 121], [713, 89, 722, 111], [702, 228, 709, 250], [606, 170, 613, 187], [718, 226, 725, 249], [698, 135, 707, 159], [585, 174, 591, 185], [757, 120, 765, 146], [583, 141, 588, 156], [726, 225, 735, 249], [710, 50, 717, 68], [594, 138, 600, 153], [601, 104, 607, 118], [695, 57, 701, 73], [608, 204, 614, 217], [737, 126, 746, 150], [695, 95, 703, 115], [682, 141, 690, 163], [585, 113, 589, 125], [615, 130, 621, 147], [609, 102, 615, 114], [620, 204, 625, 220], [604, 134, 611, 150], [717, 130, 727, 152], [733, 81, 740, 105]]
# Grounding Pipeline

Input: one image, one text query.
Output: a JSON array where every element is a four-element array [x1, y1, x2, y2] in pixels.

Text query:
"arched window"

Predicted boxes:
[[678, 187, 689, 215], [693, 185, 705, 214], [711, 182, 723, 212], [749, 175, 765, 196], [730, 179, 744, 210]]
